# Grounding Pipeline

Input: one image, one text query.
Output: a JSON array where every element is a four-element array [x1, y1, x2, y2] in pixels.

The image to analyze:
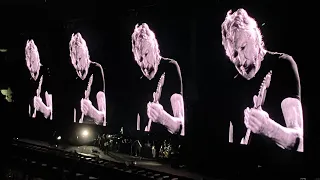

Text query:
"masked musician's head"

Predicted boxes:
[[221, 8, 266, 80], [131, 23, 161, 80], [25, 39, 41, 81], [69, 33, 91, 80]]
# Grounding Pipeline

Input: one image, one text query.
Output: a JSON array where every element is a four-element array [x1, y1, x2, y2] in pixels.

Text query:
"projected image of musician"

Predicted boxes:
[[222, 9, 303, 152], [25, 40, 53, 120], [69, 33, 106, 126], [132, 23, 185, 136]]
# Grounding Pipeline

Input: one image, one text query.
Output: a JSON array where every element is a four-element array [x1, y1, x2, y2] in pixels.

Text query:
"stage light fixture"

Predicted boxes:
[[82, 129, 89, 137], [57, 136, 61, 140]]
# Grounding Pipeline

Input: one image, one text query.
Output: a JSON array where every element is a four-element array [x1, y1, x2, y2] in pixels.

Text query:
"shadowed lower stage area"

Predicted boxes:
[[3, 138, 220, 180]]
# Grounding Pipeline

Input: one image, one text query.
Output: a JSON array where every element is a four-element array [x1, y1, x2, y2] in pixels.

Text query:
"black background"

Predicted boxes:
[[0, 0, 316, 175]]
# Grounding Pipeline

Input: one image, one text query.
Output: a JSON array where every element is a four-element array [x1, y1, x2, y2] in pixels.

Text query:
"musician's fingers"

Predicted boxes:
[[245, 120, 255, 133], [81, 102, 87, 111], [247, 108, 260, 117], [244, 107, 250, 115], [147, 107, 152, 117], [248, 115, 260, 127], [245, 111, 254, 126], [245, 113, 256, 128], [35, 102, 40, 110], [248, 117, 260, 133], [244, 116, 250, 128], [244, 117, 255, 129], [251, 124, 260, 134], [149, 109, 157, 118], [148, 111, 155, 121], [147, 104, 151, 113], [244, 114, 248, 124], [152, 111, 159, 120]]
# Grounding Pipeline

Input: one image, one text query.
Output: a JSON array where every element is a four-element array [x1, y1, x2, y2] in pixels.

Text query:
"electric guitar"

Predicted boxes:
[[241, 70, 272, 145], [79, 74, 94, 123], [145, 72, 166, 132]]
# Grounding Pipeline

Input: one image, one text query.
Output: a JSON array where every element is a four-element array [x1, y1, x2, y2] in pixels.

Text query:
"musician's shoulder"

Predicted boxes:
[[275, 53, 296, 66], [90, 63, 104, 78], [168, 59, 181, 70], [161, 59, 180, 75]]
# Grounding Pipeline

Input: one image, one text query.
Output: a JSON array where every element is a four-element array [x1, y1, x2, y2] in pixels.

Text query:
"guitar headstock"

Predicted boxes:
[[263, 71, 272, 88], [159, 73, 165, 86], [154, 73, 166, 103], [156, 73, 165, 92], [258, 71, 272, 93], [256, 71, 272, 107]]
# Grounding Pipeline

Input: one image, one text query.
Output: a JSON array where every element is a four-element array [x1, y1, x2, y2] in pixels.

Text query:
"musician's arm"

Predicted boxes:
[[43, 72, 53, 119], [266, 54, 303, 151], [161, 60, 184, 135], [44, 91, 53, 119], [161, 93, 184, 135], [35, 92, 52, 119], [265, 98, 303, 151], [90, 67, 107, 125]]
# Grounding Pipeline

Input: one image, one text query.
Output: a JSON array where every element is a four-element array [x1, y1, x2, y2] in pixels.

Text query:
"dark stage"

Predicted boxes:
[[4, 138, 216, 180]]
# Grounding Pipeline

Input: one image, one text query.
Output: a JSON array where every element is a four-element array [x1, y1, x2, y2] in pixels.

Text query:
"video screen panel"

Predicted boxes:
[[25, 40, 53, 120], [131, 23, 185, 136], [221, 8, 304, 152], [68, 33, 106, 126]]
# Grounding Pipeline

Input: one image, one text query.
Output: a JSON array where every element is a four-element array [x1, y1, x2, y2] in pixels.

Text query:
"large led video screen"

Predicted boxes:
[[68, 33, 106, 126], [131, 23, 185, 136], [221, 9, 304, 152], [24, 39, 53, 120]]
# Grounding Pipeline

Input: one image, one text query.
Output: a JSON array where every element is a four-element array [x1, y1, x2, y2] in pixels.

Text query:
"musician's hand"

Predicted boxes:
[[33, 96, 42, 111], [81, 99, 93, 116], [244, 107, 272, 135], [147, 102, 164, 123], [34, 96, 50, 115]]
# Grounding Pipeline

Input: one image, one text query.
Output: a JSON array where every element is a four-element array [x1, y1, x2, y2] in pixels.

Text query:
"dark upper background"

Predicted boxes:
[[0, 0, 316, 172]]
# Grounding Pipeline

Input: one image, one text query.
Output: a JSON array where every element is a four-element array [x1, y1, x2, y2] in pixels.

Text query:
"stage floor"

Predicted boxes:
[[17, 139, 217, 180]]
